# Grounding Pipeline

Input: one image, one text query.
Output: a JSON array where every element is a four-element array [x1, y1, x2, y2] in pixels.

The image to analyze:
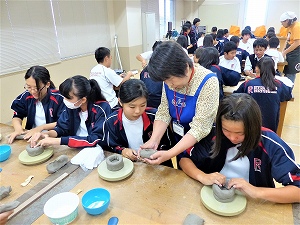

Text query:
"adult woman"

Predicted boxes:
[[179, 93, 300, 203], [280, 11, 300, 83], [9, 66, 64, 144], [140, 41, 219, 165]]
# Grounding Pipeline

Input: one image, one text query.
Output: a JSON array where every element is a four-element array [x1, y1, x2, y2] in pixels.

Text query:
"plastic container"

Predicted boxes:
[[82, 188, 110, 215], [0, 145, 12, 162]]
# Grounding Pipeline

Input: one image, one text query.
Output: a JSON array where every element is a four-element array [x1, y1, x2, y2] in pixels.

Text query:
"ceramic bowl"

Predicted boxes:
[[82, 188, 110, 215], [0, 145, 12, 162], [44, 192, 79, 225]]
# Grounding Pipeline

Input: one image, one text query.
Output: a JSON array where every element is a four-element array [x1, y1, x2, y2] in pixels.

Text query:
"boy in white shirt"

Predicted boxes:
[[90, 47, 133, 109], [239, 29, 254, 55], [136, 41, 162, 68], [265, 37, 284, 70], [219, 41, 241, 73]]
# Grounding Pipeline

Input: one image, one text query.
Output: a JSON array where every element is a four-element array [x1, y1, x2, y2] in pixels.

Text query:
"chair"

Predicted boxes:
[[229, 25, 240, 36], [254, 25, 266, 38]]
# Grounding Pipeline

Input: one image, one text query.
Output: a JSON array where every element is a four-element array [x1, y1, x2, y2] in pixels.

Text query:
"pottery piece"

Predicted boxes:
[[106, 154, 124, 171]]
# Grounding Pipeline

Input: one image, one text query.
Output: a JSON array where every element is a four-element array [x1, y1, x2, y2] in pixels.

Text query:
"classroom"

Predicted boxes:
[[0, 0, 299, 224]]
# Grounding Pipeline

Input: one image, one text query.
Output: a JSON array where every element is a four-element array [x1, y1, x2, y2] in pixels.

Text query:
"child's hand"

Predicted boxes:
[[199, 172, 226, 186], [122, 148, 138, 161], [227, 178, 258, 198], [7, 130, 25, 144]]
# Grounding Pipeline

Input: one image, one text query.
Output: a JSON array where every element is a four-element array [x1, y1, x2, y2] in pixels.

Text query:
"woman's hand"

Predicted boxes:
[[7, 130, 25, 144], [228, 178, 258, 198], [0, 210, 14, 225], [143, 150, 171, 165], [122, 148, 138, 161]]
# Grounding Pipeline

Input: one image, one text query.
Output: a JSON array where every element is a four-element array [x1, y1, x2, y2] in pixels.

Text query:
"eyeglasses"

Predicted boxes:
[[24, 84, 46, 93]]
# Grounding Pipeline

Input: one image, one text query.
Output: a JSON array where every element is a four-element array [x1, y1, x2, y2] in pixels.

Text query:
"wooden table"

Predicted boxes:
[[0, 123, 79, 205], [223, 81, 292, 137], [33, 162, 294, 225], [278, 61, 288, 73]]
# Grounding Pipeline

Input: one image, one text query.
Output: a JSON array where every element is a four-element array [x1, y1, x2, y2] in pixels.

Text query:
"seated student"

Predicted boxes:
[[245, 25, 256, 38], [239, 29, 254, 55], [223, 28, 230, 43], [216, 29, 226, 44], [211, 26, 217, 35], [103, 79, 173, 166], [90, 47, 134, 110], [31, 75, 111, 148], [195, 47, 240, 100], [176, 35, 189, 55], [179, 93, 300, 203], [265, 31, 276, 41], [140, 66, 162, 108], [230, 35, 249, 73], [211, 33, 224, 55], [203, 34, 214, 48], [136, 41, 162, 68], [8, 66, 65, 144], [244, 38, 269, 77], [263, 27, 275, 38], [234, 57, 292, 132], [219, 41, 241, 73], [265, 36, 284, 71]]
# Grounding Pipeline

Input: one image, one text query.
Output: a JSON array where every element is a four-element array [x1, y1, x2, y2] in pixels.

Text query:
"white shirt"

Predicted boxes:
[[76, 110, 88, 136], [220, 145, 250, 181], [219, 55, 241, 73], [90, 64, 123, 108], [239, 39, 254, 55], [34, 101, 46, 127], [244, 54, 266, 71], [265, 48, 284, 70], [197, 37, 204, 47], [122, 113, 143, 151]]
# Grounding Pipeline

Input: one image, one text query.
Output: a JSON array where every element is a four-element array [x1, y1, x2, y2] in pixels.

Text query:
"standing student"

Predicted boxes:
[[196, 47, 240, 100], [234, 57, 292, 132], [140, 41, 219, 165], [32, 75, 111, 148], [90, 47, 133, 110], [181, 24, 194, 53], [104, 79, 173, 166], [179, 93, 300, 203], [280, 11, 300, 83], [188, 18, 201, 54], [8, 66, 64, 144], [219, 41, 241, 73], [244, 38, 269, 77]]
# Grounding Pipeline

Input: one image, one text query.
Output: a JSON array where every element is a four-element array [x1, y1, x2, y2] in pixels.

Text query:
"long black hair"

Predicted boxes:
[[257, 57, 278, 91], [198, 47, 219, 69], [59, 75, 105, 103]]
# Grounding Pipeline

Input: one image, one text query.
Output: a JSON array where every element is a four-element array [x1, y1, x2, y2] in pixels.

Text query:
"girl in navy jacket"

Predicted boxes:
[[9, 66, 65, 144], [103, 79, 173, 165], [180, 93, 300, 203], [32, 75, 111, 148]]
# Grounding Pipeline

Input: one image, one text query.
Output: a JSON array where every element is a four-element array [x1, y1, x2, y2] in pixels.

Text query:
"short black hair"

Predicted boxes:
[[223, 29, 229, 34], [223, 41, 237, 53], [268, 37, 280, 48], [266, 31, 276, 39], [241, 29, 251, 36], [119, 79, 148, 104], [211, 26, 217, 32], [95, 47, 110, 63], [193, 18, 200, 25], [230, 36, 240, 45], [253, 38, 268, 49]]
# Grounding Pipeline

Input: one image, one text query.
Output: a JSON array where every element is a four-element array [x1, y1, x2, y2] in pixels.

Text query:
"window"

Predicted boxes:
[[244, 0, 269, 29], [159, 0, 175, 39]]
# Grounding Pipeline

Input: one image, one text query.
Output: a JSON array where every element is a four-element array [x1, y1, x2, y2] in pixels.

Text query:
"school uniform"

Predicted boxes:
[[244, 54, 270, 71], [103, 107, 173, 153], [185, 128, 300, 188], [11, 89, 65, 130], [209, 65, 241, 99], [140, 66, 162, 108], [55, 100, 111, 148], [234, 77, 292, 132], [219, 56, 241, 73], [235, 47, 249, 66]]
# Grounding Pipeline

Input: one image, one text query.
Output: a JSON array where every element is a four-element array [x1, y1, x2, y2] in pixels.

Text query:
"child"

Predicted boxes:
[[181, 24, 194, 53], [244, 38, 269, 77], [90, 47, 134, 110], [234, 57, 292, 132], [211, 26, 217, 35], [203, 34, 214, 48], [223, 29, 230, 42], [230, 35, 249, 72], [176, 35, 189, 55], [211, 33, 224, 55], [197, 32, 205, 47], [219, 41, 241, 73], [9, 66, 65, 144], [136, 41, 162, 68], [179, 93, 300, 203], [239, 29, 254, 54], [195, 47, 240, 100], [104, 79, 173, 166], [265, 37, 284, 71], [32, 75, 111, 148]]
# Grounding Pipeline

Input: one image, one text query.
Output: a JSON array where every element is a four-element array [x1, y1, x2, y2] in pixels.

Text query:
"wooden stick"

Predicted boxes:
[[8, 172, 69, 220]]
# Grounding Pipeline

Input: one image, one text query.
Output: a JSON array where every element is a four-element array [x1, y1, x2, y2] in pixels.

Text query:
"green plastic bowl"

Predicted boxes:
[[44, 192, 79, 225]]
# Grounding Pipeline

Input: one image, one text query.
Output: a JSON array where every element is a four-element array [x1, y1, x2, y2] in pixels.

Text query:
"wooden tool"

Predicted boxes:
[[8, 172, 69, 220]]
